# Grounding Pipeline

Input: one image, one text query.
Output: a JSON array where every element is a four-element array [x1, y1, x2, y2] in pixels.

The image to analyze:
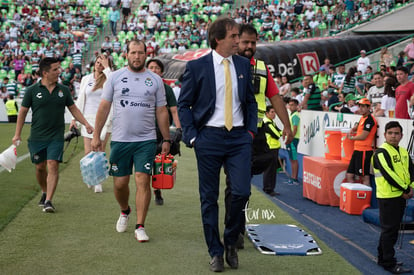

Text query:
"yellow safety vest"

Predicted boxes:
[[253, 59, 268, 126], [263, 116, 281, 149], [372, 142, 414, 199], [5, 99, 18, 116]]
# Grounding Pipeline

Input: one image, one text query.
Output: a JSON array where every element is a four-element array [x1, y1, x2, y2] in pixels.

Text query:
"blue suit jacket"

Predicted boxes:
[[178, 52, 258, 147]]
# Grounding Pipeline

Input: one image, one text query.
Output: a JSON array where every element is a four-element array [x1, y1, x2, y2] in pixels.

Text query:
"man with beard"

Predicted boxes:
[[92, 39, 171, 242], [224, 23, 293, 248]]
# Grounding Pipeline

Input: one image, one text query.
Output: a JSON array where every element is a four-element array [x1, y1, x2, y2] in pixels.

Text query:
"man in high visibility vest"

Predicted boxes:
[[261, 106, 282, 195], [5, 94, 18, 123], [372, 121, 413, 274]]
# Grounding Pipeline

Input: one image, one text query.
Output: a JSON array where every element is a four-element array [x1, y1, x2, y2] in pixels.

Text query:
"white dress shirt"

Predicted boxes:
[[206, 50, 244, 128]]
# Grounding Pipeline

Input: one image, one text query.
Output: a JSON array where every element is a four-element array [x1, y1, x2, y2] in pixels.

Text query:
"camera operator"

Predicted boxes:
[[12, 57, 93, 213]]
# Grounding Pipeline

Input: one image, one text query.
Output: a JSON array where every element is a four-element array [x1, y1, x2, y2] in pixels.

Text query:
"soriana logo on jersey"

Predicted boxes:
[[296, 52, 320, 76], [172, 49, 211, 61]]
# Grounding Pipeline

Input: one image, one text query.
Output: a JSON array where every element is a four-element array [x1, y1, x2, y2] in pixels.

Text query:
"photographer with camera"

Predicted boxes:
[[12, 57, 94, 213], [70, 54, 114, 193]]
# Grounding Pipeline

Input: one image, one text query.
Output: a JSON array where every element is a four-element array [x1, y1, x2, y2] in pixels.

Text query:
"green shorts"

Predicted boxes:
[[287, 138, 299, 161], [109, 140, 157, 177], [28, 140, 64, 164]]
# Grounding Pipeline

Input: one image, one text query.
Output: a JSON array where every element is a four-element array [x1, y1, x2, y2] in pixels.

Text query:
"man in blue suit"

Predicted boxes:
[[178, 18, 258, 272]]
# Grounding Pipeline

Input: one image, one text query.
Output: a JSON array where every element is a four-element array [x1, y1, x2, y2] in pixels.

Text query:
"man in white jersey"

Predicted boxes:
[[92, 39, 171, 242]]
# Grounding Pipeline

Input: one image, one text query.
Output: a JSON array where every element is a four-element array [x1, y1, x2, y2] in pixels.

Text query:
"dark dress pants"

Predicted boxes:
[[377, 197, 406, 268], [262, 149, 278, 193], [194, 127, 252, 257]]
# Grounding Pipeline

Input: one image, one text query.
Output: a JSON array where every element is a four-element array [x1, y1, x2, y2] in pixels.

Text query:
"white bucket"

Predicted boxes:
[[0, 145, 17, 172]]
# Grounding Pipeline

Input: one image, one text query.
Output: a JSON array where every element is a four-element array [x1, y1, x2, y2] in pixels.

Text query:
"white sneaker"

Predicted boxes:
[[135, 227, 149, 242], [94, 184, 103, 193], [116, 213, 129, 232]]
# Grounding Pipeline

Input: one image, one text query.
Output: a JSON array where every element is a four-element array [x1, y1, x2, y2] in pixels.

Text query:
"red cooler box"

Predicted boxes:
[[152, 154, 176, 189], [340, 183, 372, 215]]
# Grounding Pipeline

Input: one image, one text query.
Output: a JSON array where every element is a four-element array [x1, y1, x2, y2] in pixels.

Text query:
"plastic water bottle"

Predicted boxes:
[[80, 152, 109, 186]]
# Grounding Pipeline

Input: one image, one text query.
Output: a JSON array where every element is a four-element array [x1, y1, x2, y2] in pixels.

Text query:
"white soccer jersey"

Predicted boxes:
[[102, 67, 166, 142]]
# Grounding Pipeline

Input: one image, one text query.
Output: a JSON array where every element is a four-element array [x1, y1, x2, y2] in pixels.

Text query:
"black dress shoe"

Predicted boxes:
[[209, 256, 224, 272], [384, 265, 411, 274], [225, 245, 238, 269], [264, 190, 280, 196], [236, 233, 244, 250]]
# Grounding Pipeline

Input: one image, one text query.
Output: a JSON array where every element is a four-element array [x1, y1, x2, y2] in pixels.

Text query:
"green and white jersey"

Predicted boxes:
[[44, 49, 55, 58], [112, 41, 122, 52], [342, 77, 356, 95], [102, 67, 166, 142], [24, 49, 33, 58], [331, 72, 345, 87], [5, 82, 18, 96], [72, 53, 83, 66]]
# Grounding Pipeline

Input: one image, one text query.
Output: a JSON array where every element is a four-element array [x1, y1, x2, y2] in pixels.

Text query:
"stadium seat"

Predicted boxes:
[[118, 31, 126, 41], [30, 42, 38, 51], [7, 71, 15, 79], [0, 69, 7, 79], [184, 14, 191, 22], [24, 64, 32, 74], [318, 22, 327, 32]]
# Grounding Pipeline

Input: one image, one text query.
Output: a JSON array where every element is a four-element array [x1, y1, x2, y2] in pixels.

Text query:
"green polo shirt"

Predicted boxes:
[[22, 82, 74, 141], [164, 83, 176, 125]]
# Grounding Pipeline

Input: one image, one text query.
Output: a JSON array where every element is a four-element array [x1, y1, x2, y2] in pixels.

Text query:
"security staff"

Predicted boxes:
[[372, 121, 414, 274], [261, 106, 282, 195], [5, 94, 18, 123]]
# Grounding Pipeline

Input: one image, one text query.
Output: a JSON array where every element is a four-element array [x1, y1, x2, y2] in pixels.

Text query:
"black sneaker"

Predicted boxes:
[[38, 193, 46, 207], [43, 201, 55, 213], [154, 190, 164, 205]]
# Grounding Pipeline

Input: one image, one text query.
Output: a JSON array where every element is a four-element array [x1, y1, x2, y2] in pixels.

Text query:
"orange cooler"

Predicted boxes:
[[324, 127, 342, 160], [341, 128, 355, 163], [340, 183, 372, 215]]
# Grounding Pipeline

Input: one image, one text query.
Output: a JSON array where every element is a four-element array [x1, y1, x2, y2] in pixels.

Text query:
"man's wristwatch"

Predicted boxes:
[[162, 139, 171, 144]]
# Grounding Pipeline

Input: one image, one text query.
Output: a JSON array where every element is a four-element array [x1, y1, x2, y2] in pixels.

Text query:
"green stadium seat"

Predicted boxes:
[[318, 22, 327, 31], [24, 64, 32, 74], [0, 69, 7, 79], [118, 31, 126, 41], [30, 42, 38, 51], [7, 71, 15, 79], [127, 31, 135, 39], [61, 60, 69, 69], [184, 14, 191, 22]]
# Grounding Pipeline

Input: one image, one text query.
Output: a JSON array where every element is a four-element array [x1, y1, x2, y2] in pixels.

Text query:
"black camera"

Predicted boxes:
[[64, 126, 81, 142]]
